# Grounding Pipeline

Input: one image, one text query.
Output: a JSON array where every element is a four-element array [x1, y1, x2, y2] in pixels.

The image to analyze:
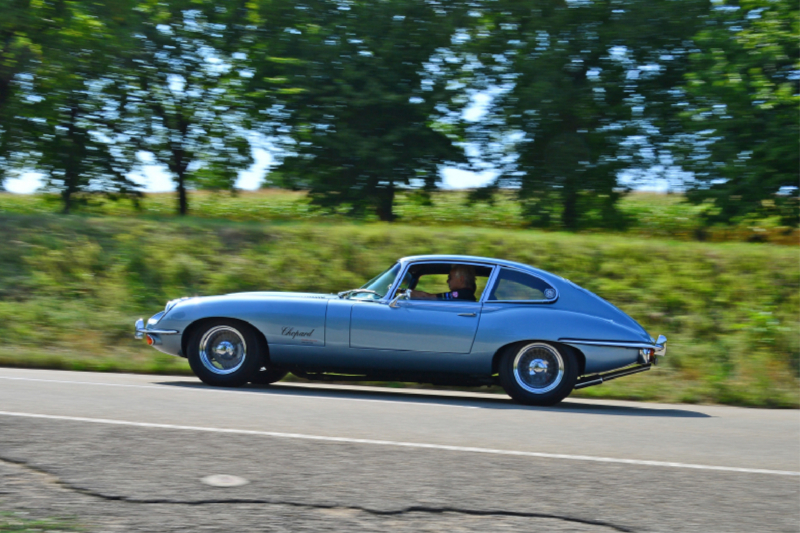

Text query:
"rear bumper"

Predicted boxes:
[[654, 335, 667, 357], [560, 335, 667, 365]]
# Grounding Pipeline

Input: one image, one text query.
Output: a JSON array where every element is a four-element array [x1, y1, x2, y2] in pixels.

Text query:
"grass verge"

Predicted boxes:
[[0, 213, 797, 407], [0, 510, 81, 532]]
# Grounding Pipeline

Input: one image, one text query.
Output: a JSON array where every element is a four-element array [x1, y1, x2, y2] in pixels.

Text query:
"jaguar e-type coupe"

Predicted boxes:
[[135, 255, 666, 405]]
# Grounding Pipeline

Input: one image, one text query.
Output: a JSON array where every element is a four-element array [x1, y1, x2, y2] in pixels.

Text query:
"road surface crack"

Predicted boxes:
[[1, 455, 633, 532]]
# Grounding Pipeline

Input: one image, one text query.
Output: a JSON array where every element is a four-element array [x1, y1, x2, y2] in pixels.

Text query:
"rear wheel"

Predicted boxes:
[[187, 319, 264, 387], [498, 342, 577, 406]]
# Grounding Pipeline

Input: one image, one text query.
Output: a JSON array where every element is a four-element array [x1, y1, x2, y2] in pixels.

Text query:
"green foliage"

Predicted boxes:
[[0, 0, 61, 189], [247, 0, 470, 221], [461, 0, 708, 230], [1, 1, 255, 215], [3, 189, 796, 243], [1, 0, 798, 227], [679, 0, 799, 225], [119, 2, 255, 215], [0, 510, 81, 532], [12, 1, 143, 213], [0, 212, 797, 407]]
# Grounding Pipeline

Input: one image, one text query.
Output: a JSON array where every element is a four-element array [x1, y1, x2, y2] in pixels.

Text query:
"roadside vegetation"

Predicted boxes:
[[1, 190, 797, 245], [0, 213, 797, 407], [0, 510, 81, 532]]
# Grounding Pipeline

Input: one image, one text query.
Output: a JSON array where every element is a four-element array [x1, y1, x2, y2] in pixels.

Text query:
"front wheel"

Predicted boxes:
[[498, 342, 577, 406], [187, 319, 264, 387]]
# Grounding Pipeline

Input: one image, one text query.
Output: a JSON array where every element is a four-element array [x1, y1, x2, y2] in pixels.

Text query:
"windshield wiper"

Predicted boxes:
[[338, 289, 382, 299]]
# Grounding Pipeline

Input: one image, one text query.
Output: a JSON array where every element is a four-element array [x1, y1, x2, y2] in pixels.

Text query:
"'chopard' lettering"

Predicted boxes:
[[281, 327, 315, 339]]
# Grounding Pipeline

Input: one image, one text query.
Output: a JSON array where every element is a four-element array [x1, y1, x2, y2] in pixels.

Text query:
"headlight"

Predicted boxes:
[[165, 296, 190, 314]]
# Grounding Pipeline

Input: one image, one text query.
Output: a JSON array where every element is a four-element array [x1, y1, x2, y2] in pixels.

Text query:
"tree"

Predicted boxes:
[[15, 81, 142, 213], [5, 1, 142, 212], [122, 3, 253, 215], [679, 0, 799, 226], [461, 0, 707, 230], [0, 0, 54, 189], [247, 0, 470, 221]]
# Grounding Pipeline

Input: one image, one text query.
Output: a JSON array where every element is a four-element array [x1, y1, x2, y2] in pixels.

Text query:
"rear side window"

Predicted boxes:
[[487, 268, 557, 302]]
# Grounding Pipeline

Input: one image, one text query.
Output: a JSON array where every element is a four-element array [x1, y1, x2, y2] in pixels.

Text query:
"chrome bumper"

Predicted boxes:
[[560, 334, 667, 365], [654, 335, 667, 357], [639, 335, 667, 365], [134, 318, 179, 340]]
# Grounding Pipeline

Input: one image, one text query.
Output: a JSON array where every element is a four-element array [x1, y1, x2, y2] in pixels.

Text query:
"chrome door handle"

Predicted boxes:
[[458, 313, 477, 317]]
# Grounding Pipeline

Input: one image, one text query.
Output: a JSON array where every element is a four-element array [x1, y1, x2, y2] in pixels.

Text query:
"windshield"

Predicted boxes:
[[358, 263, 401, 299]]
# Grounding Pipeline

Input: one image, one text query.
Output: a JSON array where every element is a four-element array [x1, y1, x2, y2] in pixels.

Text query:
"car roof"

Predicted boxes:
[[398, 255, 561, 284]]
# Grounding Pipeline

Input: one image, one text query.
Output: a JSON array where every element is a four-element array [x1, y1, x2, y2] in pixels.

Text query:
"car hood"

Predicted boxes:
[[224, 291, 338, 300]]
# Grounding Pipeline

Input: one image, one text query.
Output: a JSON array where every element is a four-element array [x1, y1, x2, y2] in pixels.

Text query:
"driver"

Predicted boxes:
[[409, 265, 477, 301]]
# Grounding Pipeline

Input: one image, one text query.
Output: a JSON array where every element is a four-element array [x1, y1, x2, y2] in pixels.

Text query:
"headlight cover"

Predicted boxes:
[[165, 296, 192, 314]]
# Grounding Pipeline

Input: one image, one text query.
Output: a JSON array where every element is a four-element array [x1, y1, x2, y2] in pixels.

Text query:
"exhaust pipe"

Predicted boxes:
[[574, 364, 652, 390]]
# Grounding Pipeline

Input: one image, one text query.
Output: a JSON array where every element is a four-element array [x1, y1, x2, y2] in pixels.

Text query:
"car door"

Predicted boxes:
[[349, 298, 482, 353]]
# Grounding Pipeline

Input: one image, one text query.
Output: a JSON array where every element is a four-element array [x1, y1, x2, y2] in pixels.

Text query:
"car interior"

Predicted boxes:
[[399, 263, 494, 301]]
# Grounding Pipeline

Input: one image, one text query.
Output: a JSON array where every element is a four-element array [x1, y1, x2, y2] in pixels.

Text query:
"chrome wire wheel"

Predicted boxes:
[[199, 325, 248, 375], [512, 343, 565, 394]]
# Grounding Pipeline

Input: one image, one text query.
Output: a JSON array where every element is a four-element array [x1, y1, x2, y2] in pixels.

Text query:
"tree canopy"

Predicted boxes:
[[0, 0, 796, 226], [679, 0, 799, 225], [458, 0, 708, 229], [247, 0, 471, 221]]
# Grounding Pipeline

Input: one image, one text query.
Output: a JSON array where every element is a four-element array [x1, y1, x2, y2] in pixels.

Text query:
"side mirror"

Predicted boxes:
[[389, 289, 411, 308]]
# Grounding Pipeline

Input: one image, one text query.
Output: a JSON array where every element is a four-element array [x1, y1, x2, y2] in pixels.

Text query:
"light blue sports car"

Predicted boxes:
[[135, 255, 666, 405]]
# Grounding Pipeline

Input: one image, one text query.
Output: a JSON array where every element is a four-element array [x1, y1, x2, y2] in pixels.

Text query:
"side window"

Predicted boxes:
[[405, 263, 493, 302], [488, 268, 557, 302]]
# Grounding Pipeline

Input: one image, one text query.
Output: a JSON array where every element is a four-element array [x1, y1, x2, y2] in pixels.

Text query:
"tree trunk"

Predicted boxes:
[[172, 143, 188, 215], [561, 177, 579, 230], [375, 184, 395, 222], [177, 173, 187, 215], [0, 76, 11, 109], [61, 103, 80, 215], [62, 187, 72, 214]]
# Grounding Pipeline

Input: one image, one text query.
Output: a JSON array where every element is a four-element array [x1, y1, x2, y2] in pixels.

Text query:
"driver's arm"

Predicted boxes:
[[409, 289, 437, 300]]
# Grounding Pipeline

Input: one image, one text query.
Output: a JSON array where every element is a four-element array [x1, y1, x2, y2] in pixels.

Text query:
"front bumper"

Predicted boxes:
[[134, 318, 179, 340]]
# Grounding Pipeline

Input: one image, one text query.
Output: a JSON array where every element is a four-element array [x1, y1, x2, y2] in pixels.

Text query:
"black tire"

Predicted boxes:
[[498, 342, 577, 406], [187, 319, 264, 387], [250, 367, 288, 385]]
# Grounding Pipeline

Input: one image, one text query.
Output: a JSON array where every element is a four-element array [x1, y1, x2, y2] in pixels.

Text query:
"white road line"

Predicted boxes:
[[0, 376, 477, 409], [0, 410, 797, 477]]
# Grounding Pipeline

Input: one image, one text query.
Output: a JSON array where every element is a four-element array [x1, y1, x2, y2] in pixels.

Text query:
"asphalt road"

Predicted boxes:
[[0, 367, 797, 532]]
